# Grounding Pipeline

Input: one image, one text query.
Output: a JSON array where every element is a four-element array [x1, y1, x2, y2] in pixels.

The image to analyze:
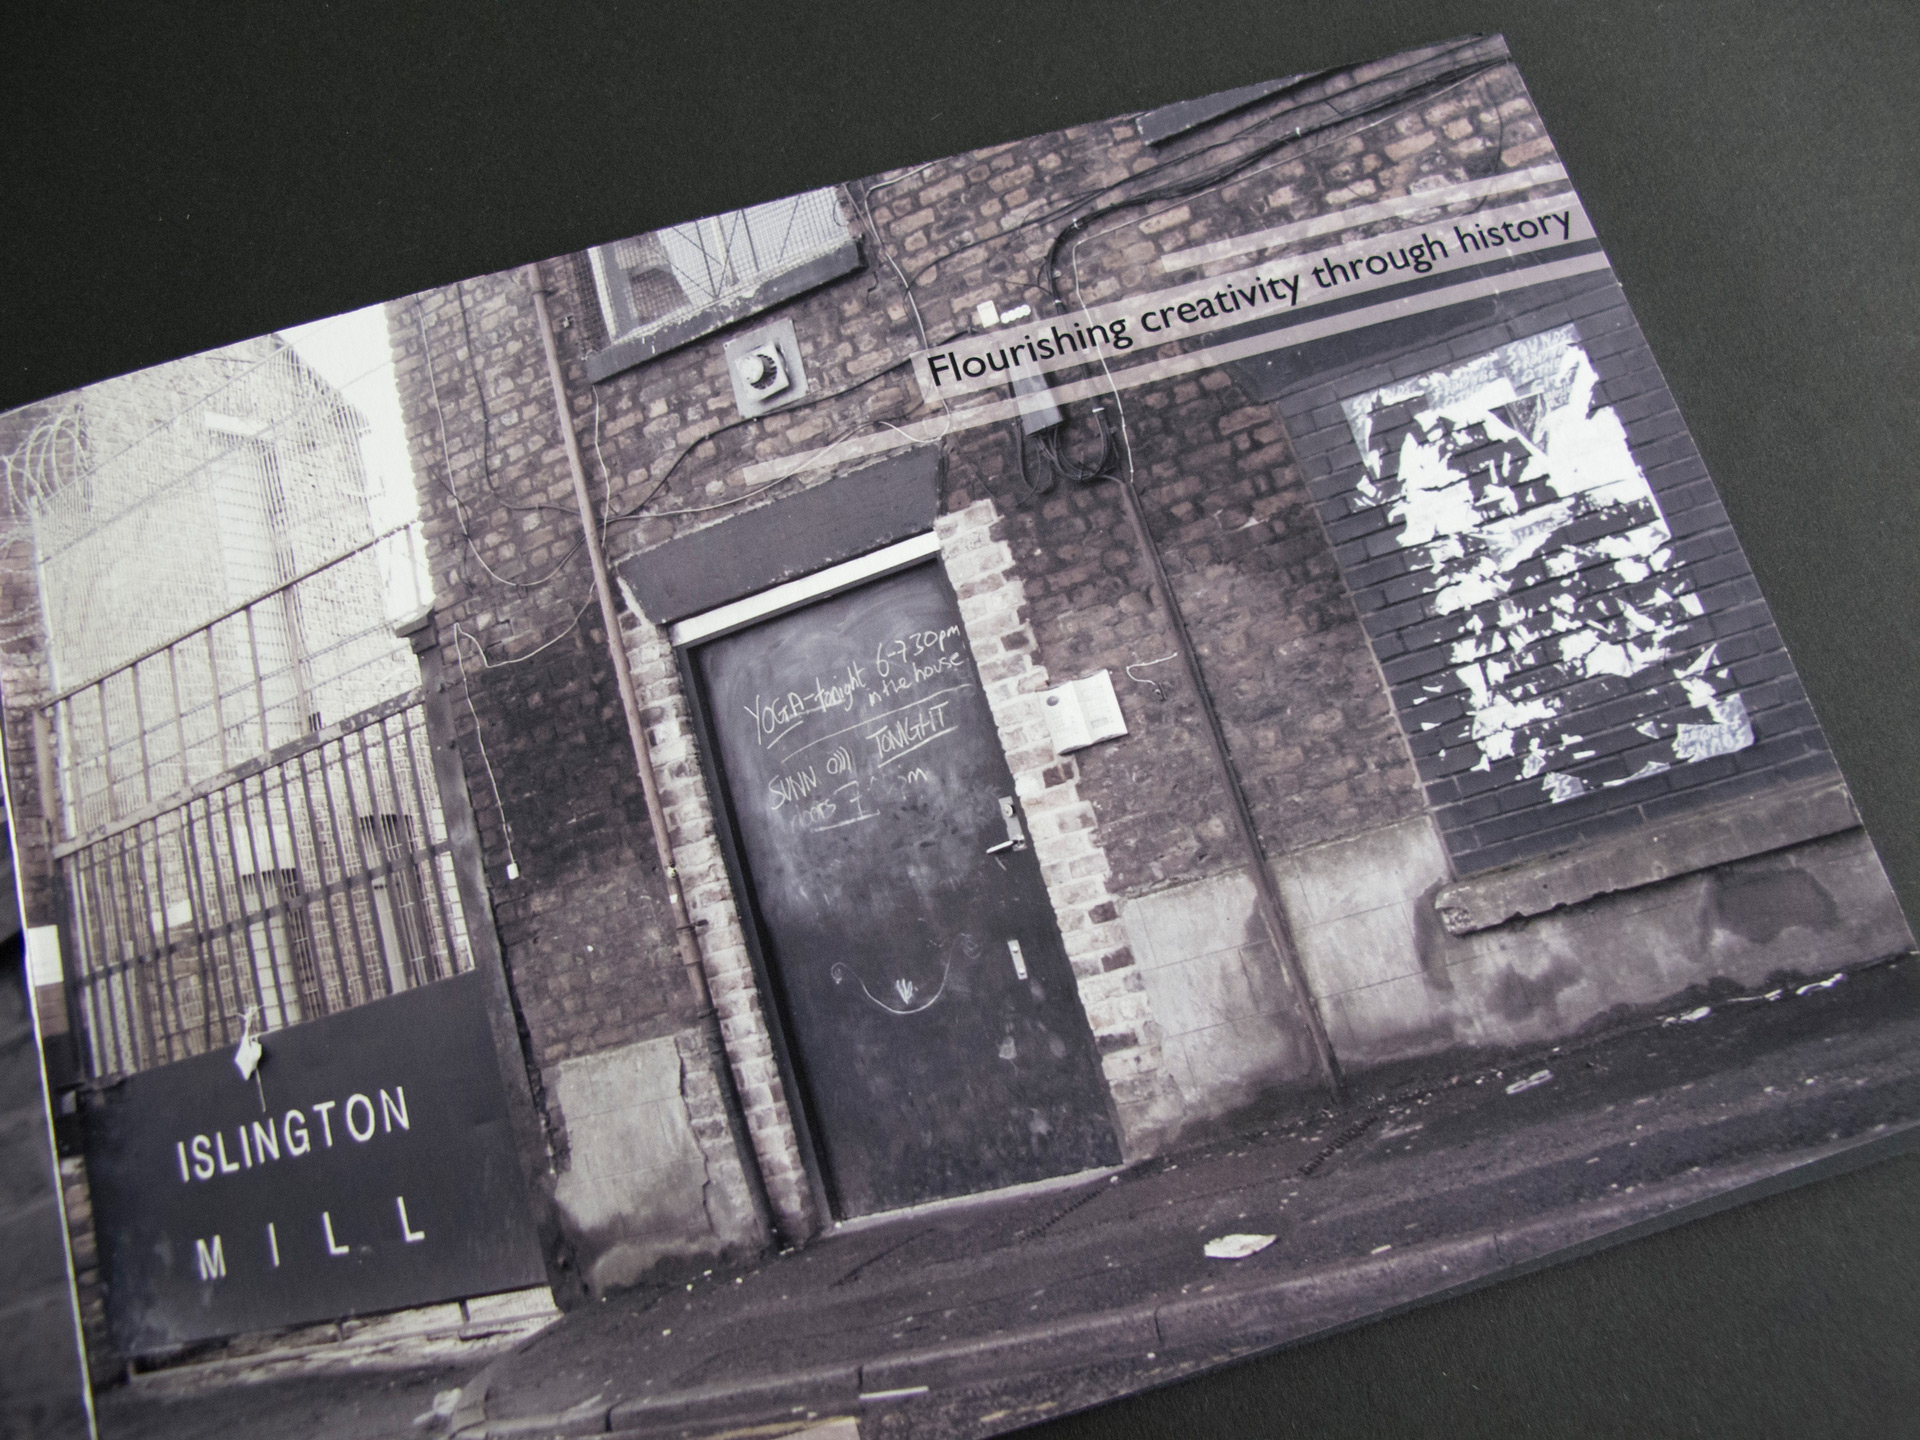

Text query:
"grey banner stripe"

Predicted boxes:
[[741, 251, 1615, 488]]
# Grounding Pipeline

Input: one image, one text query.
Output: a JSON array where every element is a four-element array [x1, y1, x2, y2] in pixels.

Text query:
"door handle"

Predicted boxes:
[[990, 796, 1028, 853]]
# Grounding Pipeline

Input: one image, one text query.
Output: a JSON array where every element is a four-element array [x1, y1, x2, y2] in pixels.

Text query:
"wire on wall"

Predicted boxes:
[[453, 280, 578, 523], [596, 354, 922, 527], [857, 163, 940, 349], [417, 307, 588, 592], [452, 626, 525, 881], [556, 54, 1512, 550]]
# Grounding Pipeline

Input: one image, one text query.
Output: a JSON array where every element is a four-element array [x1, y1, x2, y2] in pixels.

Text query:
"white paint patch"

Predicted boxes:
[[1663, 1005, 1713, 1025], [1341, 327, 1753, 800], [1605, 759, 1671, 789]]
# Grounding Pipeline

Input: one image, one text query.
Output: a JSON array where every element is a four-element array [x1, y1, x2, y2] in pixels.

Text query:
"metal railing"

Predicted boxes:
[[16, 339, 372, 564], [62, 696, 472, 1078], [42, 526, 428, 842]]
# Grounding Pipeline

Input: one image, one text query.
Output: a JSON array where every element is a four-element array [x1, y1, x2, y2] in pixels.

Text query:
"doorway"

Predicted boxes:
[[689, 554, 1120, 1217]]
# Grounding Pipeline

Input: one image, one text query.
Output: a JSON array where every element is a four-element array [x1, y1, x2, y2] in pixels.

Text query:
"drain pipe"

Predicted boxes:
[[521, 263, 781, 1230], [1090, 451, 1347, 1107]]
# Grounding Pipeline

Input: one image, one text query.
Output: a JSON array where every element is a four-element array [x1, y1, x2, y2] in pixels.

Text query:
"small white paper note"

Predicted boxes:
[[1204, 1233, 1277, 1260], [1044, 670, 1128, 754]]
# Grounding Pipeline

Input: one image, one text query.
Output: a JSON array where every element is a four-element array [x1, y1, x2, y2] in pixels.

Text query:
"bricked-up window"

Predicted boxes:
[[1272, 290, 1839, 877], [583, 188, 862, 384]]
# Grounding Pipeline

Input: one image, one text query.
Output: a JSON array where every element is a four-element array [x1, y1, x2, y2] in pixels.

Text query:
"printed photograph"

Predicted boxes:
[[3, 29, 1914, 1440]]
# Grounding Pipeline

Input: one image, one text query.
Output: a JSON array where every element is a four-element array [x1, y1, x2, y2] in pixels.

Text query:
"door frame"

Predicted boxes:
[[674, 532, 1108, 1223]]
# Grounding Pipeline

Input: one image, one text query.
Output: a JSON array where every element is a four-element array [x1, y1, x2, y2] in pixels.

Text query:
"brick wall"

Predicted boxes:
[[937, 367, 1426, 898], [389, 34, 1870, 1226], [618, 607, 815, 1237], [934, 499, 1178, 1150], [387, 40, 1598, 1176], [57, 1155, 111, 1376], [558, 51, 1537, 897], [387, 280, 702, 1086]]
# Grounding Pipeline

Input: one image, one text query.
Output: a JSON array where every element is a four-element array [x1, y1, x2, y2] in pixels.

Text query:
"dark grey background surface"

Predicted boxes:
[[2, 3, 1915, 1434]]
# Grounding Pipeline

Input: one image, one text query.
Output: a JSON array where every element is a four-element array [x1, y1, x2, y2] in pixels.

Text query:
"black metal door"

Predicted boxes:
[[695, 561, 1120, 1217]]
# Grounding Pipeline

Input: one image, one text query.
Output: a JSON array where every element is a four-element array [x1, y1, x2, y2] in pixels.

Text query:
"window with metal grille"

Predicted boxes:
[[583, 188, 863, 383]]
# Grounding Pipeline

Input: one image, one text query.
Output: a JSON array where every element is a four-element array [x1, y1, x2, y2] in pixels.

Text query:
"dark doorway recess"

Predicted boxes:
[[692, 561, 1119, 1217]]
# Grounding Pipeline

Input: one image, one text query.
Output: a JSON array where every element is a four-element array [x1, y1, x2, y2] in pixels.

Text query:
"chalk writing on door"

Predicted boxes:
[[831, 958, 951, 1014], [743, 619, 981, 837]]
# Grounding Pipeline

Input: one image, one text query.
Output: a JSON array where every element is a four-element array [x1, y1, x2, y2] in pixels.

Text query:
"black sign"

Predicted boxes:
[[83, 972, 546, 1354]]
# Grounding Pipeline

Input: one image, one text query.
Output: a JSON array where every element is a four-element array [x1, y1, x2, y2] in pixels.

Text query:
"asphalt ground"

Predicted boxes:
[[97, 953, 1920, 1440]]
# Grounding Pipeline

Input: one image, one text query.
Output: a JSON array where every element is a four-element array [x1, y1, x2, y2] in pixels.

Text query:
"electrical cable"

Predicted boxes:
[[1009, 58, 1509, 502], [904, 53, 1500, 302], [417, 307, 588, 591], [1006, 87, 1376, 497], [852, 107, 1330, 467], [1069, 205, 1141, 488], [856, 164, 940, 349], [451, 600, 593, 671], [1055, 64, 1512, 312], [895, 82, 1332, 296], [590, 386, 615, 550], [1014, 60, 1513, 1104], [450, 625, 523, 878], [589, 79, 1332, 521], [453, 280, 579, 521], [444, 584, 599, 889]]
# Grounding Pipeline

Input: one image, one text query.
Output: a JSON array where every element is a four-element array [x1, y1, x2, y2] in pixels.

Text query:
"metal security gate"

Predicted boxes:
[[54, 692, 550, 1354], [10, 342, 548, 1352], [57, 694, 471, 1079], [24, 566, 555, 1353]]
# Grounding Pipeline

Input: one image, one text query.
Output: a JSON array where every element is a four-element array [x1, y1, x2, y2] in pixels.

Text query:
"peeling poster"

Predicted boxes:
[[1342, 327, 1752, 802]]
